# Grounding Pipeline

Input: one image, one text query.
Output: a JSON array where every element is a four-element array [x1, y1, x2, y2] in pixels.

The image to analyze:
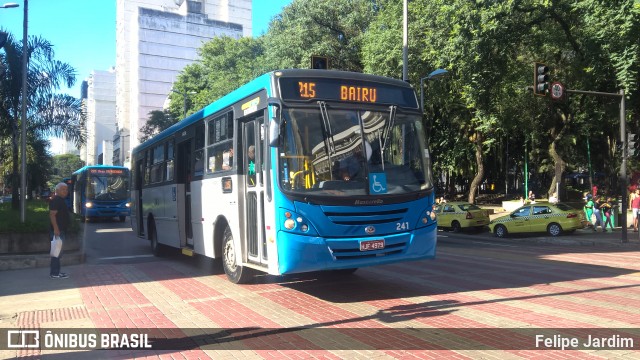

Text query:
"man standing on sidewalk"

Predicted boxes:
[[49, 182, 70, 279]]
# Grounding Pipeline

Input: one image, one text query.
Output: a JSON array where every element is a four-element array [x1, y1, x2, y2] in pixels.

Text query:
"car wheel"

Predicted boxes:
[[451, 221, 462, 233], [222, 226, 253, 284], [547, 223, 562, 236], [494, 224, 507, 238]]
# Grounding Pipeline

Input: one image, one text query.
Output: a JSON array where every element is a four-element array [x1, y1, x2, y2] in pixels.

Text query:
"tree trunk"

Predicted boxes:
[[547, 139, 565, 199], [546, 113, 569, 200], [468, 132, 485, 204]]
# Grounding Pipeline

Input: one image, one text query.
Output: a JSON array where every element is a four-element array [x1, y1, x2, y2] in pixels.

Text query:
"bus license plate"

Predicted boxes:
[[360, 239, 385, 251]]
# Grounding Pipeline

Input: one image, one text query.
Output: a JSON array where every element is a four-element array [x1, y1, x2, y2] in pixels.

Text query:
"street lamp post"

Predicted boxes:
[[171, 89, 195, 119], [1, 2, 26, 221], [20, 0, 27, 222]]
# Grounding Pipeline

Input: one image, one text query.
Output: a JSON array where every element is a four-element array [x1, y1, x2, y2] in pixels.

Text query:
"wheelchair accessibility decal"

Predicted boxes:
[[369, 173, 387, 194]]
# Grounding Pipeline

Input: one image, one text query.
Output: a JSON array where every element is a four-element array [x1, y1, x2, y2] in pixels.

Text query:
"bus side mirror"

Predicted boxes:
[[269, 119, 279, 147], [267, 97, 283, 147]]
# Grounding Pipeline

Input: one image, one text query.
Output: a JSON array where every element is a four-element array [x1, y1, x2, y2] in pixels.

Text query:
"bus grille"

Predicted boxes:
[[323, 208, 408, 225]]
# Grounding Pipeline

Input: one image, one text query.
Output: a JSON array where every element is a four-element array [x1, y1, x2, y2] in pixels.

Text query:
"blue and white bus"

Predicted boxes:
[[131, 69, 437, 283], [71, 165, 131, 222]]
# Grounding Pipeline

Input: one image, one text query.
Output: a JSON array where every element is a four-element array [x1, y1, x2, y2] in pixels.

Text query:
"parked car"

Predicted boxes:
[[489, 202, 583, 238], [433, 201, 490, 232]]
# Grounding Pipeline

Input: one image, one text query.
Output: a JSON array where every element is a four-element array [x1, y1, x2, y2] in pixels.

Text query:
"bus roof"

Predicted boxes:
[[133, 69, 416, 154]]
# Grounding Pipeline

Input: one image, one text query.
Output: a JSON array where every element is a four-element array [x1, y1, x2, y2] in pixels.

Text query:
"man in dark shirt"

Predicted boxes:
[[49, 182, 70, 279]]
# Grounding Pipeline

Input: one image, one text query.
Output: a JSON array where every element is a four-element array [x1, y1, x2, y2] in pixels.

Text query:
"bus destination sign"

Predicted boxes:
[[299, 81, 378, 103], [279, 77, 417, 108], [89, 169, 125, 175]]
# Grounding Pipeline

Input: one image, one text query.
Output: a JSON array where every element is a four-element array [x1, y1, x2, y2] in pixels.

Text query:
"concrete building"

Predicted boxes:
[[115, 0, 252, 167], [80, 68, 117, 165]]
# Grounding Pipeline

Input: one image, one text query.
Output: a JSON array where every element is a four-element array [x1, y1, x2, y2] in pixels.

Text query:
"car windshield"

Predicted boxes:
[[279, 106, 432, 197]]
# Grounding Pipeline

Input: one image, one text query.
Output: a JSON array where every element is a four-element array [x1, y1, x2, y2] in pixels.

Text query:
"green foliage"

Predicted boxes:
[[0, 199, 82, 234], [263, 0, 376, 71], [0, 199, 53, 233], [169, 36, 265, 113], [140, 110, 177, 143], [0, 29, 85, 209], [50, 154, 84, 187], [165, 0, 639, 200]]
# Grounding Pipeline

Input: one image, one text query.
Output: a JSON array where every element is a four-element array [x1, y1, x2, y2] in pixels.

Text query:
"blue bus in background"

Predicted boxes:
[[61, 177, 73, 210], [131, 69, 438, 283], [71, 165, 131, 222]]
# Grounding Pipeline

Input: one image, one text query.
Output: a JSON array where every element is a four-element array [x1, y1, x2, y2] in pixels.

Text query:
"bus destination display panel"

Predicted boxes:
[[279, 77, 418, 108]]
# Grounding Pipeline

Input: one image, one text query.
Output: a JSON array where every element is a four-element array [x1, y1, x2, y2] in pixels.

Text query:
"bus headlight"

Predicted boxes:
[[281, 209, 316, 234], [85, 202, 93, 208], [125, 202, 131, 208], [284, 218, 296, 230]]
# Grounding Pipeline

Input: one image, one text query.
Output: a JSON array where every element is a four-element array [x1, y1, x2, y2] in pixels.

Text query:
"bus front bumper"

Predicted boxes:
[[276, 224, 437, 275]]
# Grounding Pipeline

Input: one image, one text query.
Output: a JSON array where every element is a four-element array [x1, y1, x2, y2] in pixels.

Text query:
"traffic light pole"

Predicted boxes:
[[566, 88, 627, 242]]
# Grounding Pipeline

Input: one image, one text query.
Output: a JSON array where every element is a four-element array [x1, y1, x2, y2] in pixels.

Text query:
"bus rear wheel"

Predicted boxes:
[[150, 223, 163, 256], [222, 226, 253, 284]]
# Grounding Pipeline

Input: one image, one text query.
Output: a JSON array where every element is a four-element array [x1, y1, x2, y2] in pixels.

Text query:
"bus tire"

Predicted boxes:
[[149, 222, 163, 256], [222, 226, 252, 284]]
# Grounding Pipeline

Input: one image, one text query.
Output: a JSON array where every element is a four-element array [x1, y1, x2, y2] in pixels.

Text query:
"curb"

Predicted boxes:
[[0, 250, 84, 271]]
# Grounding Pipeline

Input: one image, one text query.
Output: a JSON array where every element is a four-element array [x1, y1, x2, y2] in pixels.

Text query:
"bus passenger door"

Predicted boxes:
[[242, 118, 267, 266], [177, 140, 194, 247], [135, 159, 144, 237]]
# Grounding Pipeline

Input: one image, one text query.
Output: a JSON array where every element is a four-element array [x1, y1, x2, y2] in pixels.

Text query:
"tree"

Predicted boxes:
[[0, 30, 85, 209], [139, 110, 177, 143], [169, 36, 265, 116], [50, 153, 83, 188], [263, 0, 377, 71]]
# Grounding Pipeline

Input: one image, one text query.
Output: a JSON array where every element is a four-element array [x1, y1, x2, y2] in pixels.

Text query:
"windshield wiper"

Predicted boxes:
[[377, 105, 397, 171], [317, 101, 336, 176]]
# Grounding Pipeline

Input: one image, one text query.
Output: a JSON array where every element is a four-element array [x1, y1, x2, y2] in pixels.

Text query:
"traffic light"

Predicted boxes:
[[311, 55, 328, 70], [629, 133, 640, 157], [533, 62, 549, 96]]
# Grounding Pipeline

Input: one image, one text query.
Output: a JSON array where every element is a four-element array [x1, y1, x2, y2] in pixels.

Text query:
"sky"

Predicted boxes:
[[0, 0, 291, 154], [0, 0, 292, 97]]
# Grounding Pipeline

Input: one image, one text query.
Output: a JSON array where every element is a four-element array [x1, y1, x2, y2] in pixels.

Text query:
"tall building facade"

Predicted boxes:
[[115, 0, 252, 167], [81, 68, 117, 165]]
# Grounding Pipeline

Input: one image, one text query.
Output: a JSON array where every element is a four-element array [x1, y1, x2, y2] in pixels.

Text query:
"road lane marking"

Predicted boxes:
[[96, 228, 133, 233]]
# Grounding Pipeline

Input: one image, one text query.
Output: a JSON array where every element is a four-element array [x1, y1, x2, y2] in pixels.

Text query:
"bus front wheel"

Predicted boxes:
[[222, 226, 252, 284]]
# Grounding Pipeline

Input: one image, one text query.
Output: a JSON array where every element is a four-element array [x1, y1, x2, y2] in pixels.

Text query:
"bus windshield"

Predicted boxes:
[[280, 106, 433, 196], [87, 174, 130, 201]]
